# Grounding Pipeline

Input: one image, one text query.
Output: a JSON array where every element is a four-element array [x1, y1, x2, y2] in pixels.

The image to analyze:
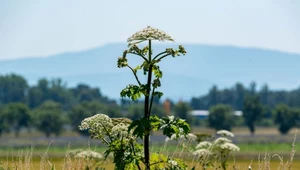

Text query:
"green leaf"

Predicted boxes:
[[153, 91, 163, 98], [128, 119, 146, 139], [149, 116, 161, 131], [152, 65, 163, 78]]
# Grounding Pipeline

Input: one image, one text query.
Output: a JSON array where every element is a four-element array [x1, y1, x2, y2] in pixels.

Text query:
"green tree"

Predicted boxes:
[[273, 104, 295, 134], [0, 107, 9, 136], [33, 101, 65, 137], [242, 95, 263, 134], [2, 103, 31, 137], [233, 83, 246, 110], [0, 74, 28, 104], [127, 104, 144, 120], [174, 101, 193, 124], [28, 78, 74, 109], [208, 104, 234, 131]]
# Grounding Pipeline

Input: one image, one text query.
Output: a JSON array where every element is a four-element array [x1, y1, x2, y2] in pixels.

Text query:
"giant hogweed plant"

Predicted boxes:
[[80, 26, 190, 170]]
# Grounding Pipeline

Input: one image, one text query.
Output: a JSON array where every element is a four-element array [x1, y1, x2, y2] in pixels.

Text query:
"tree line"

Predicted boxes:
[[0, 73, 299, 137]]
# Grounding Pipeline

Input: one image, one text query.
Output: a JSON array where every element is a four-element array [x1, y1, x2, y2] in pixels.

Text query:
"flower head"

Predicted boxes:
[[75, 150, 104, 160], [219, 143, 240, 151], [79, 113, 113, 140], [193, 149, 211, 156], [196, 141, 212, 149], [127, 26, 174, 45], [214, 137, 232, 144], [217, 130, 234, 137]]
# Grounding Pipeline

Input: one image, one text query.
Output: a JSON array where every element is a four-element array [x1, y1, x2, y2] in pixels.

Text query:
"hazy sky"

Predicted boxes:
[[0, 0, 299, 60]]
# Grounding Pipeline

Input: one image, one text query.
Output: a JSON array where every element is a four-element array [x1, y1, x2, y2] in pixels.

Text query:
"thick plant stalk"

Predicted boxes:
[[144, 40, 152, 170]]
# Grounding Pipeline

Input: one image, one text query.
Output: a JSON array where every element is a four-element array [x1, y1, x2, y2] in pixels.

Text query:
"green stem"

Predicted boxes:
[[128, 52, 149, 62], [127, 65, 141, 85], [144, 39, 152, 170], [130, 142, 142, 170], [148, 87, 156, 115], [157, 53, 171, 61], [153, 51, 168, 60]]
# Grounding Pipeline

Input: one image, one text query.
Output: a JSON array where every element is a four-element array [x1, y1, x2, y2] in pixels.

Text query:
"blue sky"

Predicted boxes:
[[0, 0, 299, 60]]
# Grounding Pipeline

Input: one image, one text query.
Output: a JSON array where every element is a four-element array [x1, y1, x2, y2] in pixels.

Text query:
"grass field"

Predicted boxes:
[[0, 127, 299, 169]]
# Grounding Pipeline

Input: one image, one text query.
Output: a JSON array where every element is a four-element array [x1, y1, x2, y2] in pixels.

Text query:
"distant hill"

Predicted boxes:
[[1, 43, 300, 100]]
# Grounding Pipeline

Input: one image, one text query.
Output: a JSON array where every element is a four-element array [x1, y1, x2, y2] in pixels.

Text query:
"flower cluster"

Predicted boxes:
[[127, 26, 174, 45], [193, 130, 240, 158], [79, 114, 113, 140], [165, 133, 197, 142], [79, 114, 134, 143], [75, 150, 104, 160], [217, 130, 234, 137]]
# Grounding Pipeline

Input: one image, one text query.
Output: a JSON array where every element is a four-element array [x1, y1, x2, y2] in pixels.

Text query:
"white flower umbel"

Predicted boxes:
[[79, 113, 113, 140], [75, 150, 104, 160], [111, 123, 130, 138], [165, 133, 197, 142], [213, 137, 232, 144], [219, 143, 240, 152], [127, 26, 174, 45], [183, 133, 197, 141], [217, 130, 234, 137], [193, 149, 211, 156], [196, 141, 212, 149]]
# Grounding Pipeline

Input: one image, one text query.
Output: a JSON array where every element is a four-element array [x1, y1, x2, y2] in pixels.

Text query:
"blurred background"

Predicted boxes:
[[0, 0, 300, 164]]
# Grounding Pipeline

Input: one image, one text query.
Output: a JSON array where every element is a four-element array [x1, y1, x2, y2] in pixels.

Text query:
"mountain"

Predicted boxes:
[[1, 43, 300, 100]]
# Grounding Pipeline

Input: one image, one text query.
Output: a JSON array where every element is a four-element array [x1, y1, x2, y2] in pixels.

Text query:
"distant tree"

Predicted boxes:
[[233, 83, 246, 110], [0, 74, 28, 104], [242, 95, 263, 134], [273, 104, 295, 134], [71, 84, 102, 102], [208, 104, 234, 131], [208, 85, 219, 107], [249, 81, 257, 95], [127, 104, 144, 120], [0, 108, 9, 136], [259, 84, 270, 106], [2, 103, 31, 137], [174, 101, 193, 124], [33, 101, 65, 137], [69, 101, 121, 135], [28, 78, 74, 109]]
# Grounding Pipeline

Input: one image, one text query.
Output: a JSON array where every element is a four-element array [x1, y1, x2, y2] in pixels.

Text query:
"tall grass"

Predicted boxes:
[[0, 130, 298, 170]]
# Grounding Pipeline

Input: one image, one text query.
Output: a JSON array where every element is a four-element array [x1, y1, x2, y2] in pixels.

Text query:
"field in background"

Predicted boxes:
[[0, 126, 299, 169]]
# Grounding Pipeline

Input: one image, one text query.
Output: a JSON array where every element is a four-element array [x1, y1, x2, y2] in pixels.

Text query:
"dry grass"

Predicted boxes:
[[0, 130, 298, 170]]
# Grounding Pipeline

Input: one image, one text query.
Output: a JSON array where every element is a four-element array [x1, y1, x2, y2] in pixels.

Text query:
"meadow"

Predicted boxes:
[[0, 127, 299, 169]]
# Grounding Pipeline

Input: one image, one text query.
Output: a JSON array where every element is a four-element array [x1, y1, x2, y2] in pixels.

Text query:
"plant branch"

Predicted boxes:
[[130, 142, 142, 170], [127, 65, 141, 85], [150, 160, 166, 166], [153, 51, 168, 60], [128, 52, 149, 62], [99, 122, 113, 142], [156, 53, 172, 62]]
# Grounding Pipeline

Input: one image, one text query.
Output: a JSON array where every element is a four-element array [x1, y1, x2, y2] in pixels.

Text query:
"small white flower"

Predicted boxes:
[[214, 137, 232, 144], [168, 115, 175, 122], [217, 130, 234, 137], [184, 133, 197, 141], [219, 143, 240, 151], [193, 149, 211, 156], [168, 160, 178, 166], [196, 141, 212, 149], [75, 150, 103, 160]]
